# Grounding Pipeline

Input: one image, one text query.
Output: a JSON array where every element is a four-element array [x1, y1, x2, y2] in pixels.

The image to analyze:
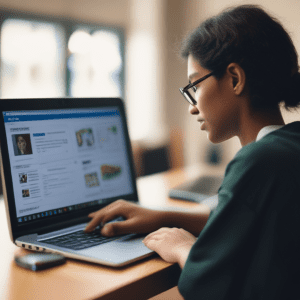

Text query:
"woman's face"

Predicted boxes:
[[17, 136, 26, 151], [187, 55, 241, 143]]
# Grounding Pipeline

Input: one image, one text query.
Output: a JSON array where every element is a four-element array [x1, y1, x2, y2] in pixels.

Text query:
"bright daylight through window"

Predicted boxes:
[[68, 29, 122, 97], [0, 19, 65, 98], [0, 16, 124, 99]]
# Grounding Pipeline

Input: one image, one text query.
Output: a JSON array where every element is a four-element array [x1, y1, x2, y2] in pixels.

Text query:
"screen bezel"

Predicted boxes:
[[0, 97, 139, 240]]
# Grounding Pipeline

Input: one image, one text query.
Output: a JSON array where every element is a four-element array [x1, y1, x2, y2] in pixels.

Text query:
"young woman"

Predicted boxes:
[[85, 5, 300, 299]]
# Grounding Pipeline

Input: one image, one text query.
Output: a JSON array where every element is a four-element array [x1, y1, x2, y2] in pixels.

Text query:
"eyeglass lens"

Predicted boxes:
[[180, 89, 196, 105]]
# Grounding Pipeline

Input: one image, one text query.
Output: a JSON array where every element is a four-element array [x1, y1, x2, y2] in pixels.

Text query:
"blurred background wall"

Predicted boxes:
[[0, 0, 300, 176]]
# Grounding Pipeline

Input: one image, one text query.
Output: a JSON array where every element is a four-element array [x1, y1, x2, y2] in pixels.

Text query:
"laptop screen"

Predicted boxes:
[[2, 105, 135, 227]]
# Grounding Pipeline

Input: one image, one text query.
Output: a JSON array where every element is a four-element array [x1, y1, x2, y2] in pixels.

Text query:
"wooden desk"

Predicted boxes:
[[0, 165, 225, 300]]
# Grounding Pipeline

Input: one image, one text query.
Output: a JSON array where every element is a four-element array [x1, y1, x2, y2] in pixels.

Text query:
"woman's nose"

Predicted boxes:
[[189, 104, 199, 115]]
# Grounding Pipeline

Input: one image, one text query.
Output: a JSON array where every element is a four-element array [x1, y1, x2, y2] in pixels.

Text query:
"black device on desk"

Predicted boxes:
[[15, 253, 66, 271], [168, 175, 224, 209]]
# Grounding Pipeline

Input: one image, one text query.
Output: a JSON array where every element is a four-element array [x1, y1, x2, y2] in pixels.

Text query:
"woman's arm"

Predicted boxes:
[[161, 204, 211, 236], [84, 200, 211, 237]]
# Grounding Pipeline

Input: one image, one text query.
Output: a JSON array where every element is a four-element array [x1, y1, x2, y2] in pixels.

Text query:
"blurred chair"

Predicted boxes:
[[131, 128, 184, 177]]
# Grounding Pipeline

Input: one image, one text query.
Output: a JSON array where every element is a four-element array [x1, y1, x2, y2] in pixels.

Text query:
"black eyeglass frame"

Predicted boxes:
[[179, 72, 214, 105]]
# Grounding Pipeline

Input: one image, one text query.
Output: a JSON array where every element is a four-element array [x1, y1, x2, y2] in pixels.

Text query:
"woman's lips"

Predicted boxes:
[[197, 118, 205, 130]]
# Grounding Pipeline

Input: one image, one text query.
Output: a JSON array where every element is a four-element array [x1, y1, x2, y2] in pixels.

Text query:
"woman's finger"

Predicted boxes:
[[85, 200, 127, 232], [84, 213, 104, 232], [101, 218, 139, 236]]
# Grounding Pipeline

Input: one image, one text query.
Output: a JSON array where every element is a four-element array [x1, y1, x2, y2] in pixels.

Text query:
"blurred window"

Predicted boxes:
[[0, 13, 124, 99], [68, 28, 123, 97], [1, 19, 65, 98]]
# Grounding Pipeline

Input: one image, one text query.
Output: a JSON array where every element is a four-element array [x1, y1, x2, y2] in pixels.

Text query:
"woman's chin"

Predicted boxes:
[[206, 130, 222, 144]]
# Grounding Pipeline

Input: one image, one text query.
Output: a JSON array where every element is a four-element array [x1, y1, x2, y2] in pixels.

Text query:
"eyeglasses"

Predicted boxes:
[[179, 72, 214, 105]]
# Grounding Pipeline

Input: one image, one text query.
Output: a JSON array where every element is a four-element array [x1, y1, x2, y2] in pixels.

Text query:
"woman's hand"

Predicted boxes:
[[143, 227, 197, 269], [84, 200, 164, 236]]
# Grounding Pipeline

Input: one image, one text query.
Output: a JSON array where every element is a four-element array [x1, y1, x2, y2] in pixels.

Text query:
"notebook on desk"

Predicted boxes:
[[0, 97, 154, 267]]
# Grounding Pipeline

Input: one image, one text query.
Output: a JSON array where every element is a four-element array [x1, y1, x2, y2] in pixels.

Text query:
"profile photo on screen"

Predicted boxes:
[[12, 134, 33, 156]]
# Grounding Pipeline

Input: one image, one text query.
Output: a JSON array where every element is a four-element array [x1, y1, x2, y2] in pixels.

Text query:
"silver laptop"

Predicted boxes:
[[0, 97, 154, 267]]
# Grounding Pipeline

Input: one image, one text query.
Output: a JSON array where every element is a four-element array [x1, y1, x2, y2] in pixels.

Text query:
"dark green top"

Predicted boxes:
[[178, 122, 300, 300]]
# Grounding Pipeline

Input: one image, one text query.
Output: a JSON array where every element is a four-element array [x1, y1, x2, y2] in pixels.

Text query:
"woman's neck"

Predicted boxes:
[[237, 106, 285, 146]]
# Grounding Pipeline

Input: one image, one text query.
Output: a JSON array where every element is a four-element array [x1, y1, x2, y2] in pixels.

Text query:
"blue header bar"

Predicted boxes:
[[3, 110, 120, 123]]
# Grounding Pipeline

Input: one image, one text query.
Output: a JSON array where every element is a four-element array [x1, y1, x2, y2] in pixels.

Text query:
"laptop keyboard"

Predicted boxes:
[[40, 216, 126, 250], [43, 229, 122, 250]]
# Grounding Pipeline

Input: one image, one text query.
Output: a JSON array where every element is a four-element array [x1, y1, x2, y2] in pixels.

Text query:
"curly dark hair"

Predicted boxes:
[[181, 5, 300, 110]]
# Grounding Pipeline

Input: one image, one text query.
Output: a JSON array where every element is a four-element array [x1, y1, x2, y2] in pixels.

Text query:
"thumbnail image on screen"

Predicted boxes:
[[76, 128, 94, 147], [22, 189, 30, 198], [84, 172, 100, 188], [12, 134, 33, 156], [19, 173, 28, 184], [100, 164, 122, 180]]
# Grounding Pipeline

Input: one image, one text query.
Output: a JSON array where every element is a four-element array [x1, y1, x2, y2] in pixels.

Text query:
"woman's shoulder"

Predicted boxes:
[[228, 122, 300, 172]]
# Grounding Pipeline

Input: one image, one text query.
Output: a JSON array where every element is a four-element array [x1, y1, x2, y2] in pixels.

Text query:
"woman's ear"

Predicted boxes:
[[226, 63, 246, 95]]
